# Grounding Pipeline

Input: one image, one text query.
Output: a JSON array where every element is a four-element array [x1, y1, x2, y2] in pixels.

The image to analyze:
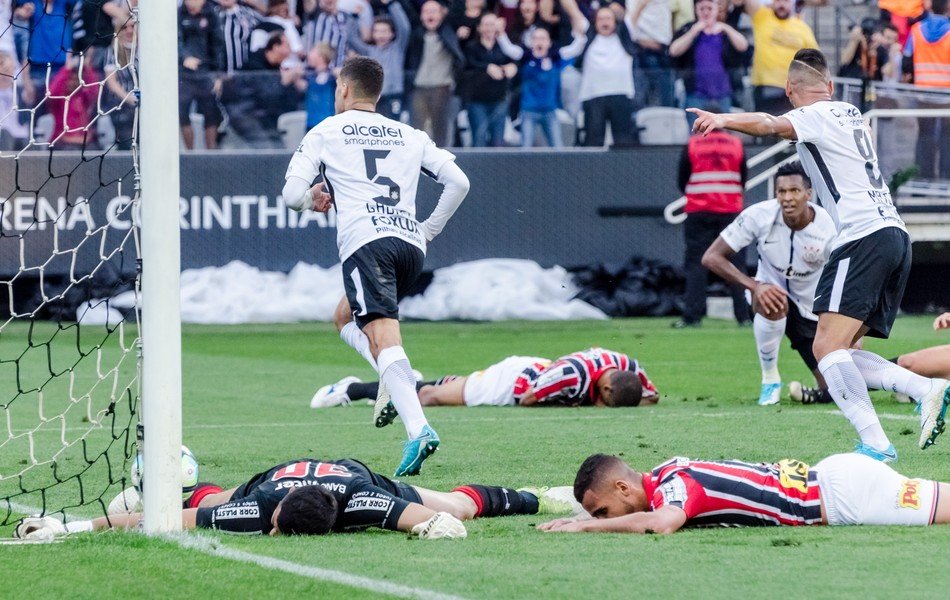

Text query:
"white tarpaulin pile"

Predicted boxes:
[[79, 259, 606, 324], [399, 259, 606, 321]]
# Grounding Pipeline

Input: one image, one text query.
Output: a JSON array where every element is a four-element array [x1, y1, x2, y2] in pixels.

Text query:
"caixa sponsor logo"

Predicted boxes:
[[342, 124, 403, 138]]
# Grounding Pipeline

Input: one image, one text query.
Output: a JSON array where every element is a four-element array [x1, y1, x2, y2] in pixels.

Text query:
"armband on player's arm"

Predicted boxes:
[[420, 161, 470, 242], [282, 176, 314, 212]]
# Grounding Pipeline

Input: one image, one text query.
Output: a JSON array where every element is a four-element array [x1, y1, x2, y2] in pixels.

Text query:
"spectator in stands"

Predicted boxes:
[[460, 13, 518, 146], [46, 60, 102, 150], [102, 18, 137, 150], [497, 0, 586, 147], [670, 0, 748, 125], [879, 0, 926, 45], [904, 0, 950, 179], [575, 3, 637, 147], [406, 0, 464, 147], [346, 0, 411, 120], [0, 50, 30, 150], [673, 128, 748, 328], [72, 0, 115, 69], [252, 0, 304, 60], [179, 0, 225, 150], [508, 0, 563, 47], [670, 0, 694, 31], [21, 0, 75, 95], [629, 0, 675, 108], [738, 0, 817, 115], [216, 0, 262, 74], [233, 31, 303, 147], [304, 42, 336, 128], [839, 19, 899, 82], [450, 0, 488, 44], [301, 0, 351, 69]]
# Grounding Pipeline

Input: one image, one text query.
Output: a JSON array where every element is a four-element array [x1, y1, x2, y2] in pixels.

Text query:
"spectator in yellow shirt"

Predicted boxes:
[[739, 0, 818, 115]]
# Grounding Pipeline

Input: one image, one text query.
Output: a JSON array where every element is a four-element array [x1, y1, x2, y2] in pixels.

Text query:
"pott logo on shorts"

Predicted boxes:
[[898, 480, 921, 509]]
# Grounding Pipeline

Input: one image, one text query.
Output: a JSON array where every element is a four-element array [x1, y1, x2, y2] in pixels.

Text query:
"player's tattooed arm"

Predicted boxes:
[[687, 109, 796, 139]]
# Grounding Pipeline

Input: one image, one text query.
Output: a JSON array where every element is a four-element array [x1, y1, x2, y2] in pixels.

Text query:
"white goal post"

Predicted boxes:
[[138, 0, 183, 534]]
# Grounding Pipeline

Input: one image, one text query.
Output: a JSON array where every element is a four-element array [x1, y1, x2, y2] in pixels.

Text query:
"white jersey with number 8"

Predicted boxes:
[[285, 110, 457, 262], [784, 101, 906, 249]]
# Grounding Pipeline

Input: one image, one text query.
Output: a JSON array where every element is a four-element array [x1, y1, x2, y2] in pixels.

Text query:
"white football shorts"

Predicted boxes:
[[463, 356, 548, 407], [816, 453, 937, 526]]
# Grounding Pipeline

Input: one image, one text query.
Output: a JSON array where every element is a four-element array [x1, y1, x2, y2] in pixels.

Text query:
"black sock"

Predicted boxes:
[[452, 485, 539, 517], [345, 382, 379, 400], [347, 380, 433, 400], [817, 389, 834, 404], [888, 356, 901, 365]]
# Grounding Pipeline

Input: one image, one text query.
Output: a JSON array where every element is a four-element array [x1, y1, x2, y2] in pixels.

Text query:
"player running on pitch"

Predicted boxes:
[[539, 452, 950, 534], [689, 48, 950, 461], [282, 57, 470, 476], [312, 347, 659, 409], [701, 162, 836, 406], [16, 457, 576, 540]]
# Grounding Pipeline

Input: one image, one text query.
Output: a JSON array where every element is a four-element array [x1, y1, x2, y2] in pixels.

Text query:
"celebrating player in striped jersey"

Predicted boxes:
[[688, 48, 950, 461], [282, 57, 470, 476], [701, 161, 837, 406], [312, 348, 659, 409], [539, 452, 950, 534]]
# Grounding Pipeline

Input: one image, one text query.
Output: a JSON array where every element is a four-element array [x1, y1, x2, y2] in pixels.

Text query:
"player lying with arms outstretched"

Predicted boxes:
[[15, 458, 578, 540], [312, 348, 659, 413], [539, 452, 950, 534]]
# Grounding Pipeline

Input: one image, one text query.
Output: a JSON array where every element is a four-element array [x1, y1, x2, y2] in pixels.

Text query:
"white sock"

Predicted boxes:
[[818, 349, 891, 450], [377, 346, 428, 438], [849, 349, 935, 400], [753, 314, 785, 384], [340, 322, 377, 372]]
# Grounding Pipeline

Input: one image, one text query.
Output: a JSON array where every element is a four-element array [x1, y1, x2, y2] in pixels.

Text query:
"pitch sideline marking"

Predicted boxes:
[[7, 500, 463, 599], [176, 534, 465, 600]]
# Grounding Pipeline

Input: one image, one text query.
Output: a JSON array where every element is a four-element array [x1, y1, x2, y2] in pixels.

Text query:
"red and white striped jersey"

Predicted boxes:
[[642, 457, 823, 527], [512, 347, 658, 405]]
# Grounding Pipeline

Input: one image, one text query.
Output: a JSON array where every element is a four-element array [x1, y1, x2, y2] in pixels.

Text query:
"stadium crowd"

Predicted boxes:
[[0, 0, 948, 150]]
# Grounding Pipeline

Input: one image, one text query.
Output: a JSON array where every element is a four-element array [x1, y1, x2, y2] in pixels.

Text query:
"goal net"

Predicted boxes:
[[0, 1, 143, 529]]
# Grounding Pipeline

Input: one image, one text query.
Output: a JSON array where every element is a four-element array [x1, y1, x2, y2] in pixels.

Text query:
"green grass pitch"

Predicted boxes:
[[3, 316, 950, 598]]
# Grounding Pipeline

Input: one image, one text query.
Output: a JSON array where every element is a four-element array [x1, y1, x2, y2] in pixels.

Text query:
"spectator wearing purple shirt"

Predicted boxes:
[[669, 0, 747, 125]]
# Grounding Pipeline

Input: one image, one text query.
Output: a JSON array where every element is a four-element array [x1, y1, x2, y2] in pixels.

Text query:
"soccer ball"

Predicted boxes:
[[130, 445, 200, 501]]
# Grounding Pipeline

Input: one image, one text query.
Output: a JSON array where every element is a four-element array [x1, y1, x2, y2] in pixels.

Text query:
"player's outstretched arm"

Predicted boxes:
[[397, 502, 468, 539], [419, 161, 470, 242], [539, 506, 686, 534], [86, 508, 200, 532], [688, 108, 796, 139]]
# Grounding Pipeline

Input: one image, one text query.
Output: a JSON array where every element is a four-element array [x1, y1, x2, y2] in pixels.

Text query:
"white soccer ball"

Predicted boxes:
[[130, 445, 200, 500]]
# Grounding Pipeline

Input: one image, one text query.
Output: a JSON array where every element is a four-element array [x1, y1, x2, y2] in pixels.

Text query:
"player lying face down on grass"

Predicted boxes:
[[15, 458, 578, 540], [700, 162, 837, 406], [538, 452, 950, 534], [311, 348, 659, 411]]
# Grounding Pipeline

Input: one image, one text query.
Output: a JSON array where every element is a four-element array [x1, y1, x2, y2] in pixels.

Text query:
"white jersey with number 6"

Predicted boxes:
[[783, 101, 906, 249], [285, 110, 457, 262]]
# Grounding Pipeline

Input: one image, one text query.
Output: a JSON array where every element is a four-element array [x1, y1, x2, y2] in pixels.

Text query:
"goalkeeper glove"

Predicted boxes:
[[410, 512, 467, 540], [14, 516, 67, 541]]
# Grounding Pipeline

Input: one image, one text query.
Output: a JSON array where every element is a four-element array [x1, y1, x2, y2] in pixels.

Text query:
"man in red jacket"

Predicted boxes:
[[673, 128, 749, 328]]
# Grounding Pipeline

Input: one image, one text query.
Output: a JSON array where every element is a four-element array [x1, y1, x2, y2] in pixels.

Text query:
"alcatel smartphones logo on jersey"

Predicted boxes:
[[342, 124, 403, 138], [899, 480, 921, 509]]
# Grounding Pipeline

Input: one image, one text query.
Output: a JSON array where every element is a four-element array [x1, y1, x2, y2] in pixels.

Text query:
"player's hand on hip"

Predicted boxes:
[[935, 312, 950, 331], [753, 282, 788, 316], [309, 183, 333, 212], [686, 108, 723, 136]]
